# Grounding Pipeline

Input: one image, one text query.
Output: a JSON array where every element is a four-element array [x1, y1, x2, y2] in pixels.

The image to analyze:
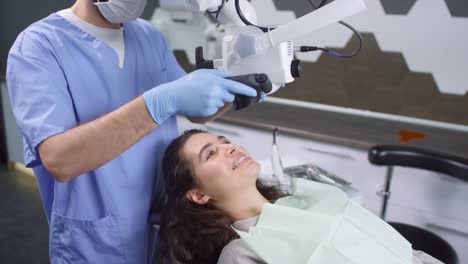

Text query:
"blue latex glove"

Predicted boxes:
[[259, 92, 266, 102], [143, 69, 257, 124], [257, 83, 285, 104]]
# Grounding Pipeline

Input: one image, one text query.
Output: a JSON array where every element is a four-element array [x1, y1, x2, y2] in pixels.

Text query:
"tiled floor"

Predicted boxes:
[[0, 166, 49, 263]]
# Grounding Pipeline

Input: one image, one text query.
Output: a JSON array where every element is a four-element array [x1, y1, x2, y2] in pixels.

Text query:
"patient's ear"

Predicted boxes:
[[186, 189, 210, 205]]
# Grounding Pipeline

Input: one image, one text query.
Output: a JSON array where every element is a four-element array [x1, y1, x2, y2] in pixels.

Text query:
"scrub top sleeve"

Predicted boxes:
[[6, 33, 76, 167], [159, 33, 187, 82]]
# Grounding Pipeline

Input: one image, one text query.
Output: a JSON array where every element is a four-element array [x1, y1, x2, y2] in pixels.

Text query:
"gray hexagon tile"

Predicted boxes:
[[272, 0, 332, 18], [445, 0, 468, 17], [380, 0, 417, 15]]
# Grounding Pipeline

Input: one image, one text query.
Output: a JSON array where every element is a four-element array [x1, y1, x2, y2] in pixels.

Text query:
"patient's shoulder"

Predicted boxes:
[[217, 239, 265, 264]]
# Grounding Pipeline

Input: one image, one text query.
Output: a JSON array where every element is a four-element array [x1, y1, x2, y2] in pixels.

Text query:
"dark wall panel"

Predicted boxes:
[[0, 1, 74, 77], [445, 0, 468, 17], [0, 91, 6, 164], [380, 0, 417, 15]]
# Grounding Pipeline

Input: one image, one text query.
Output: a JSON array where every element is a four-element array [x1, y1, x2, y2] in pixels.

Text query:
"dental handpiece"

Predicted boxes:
[[272, 128, 290, 191]]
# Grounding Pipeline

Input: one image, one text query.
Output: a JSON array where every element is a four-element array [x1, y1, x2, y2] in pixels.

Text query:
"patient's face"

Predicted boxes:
[[182, 132, 260, 202]]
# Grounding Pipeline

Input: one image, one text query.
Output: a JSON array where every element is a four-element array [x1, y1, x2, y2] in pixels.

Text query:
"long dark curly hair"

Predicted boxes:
[[155, 129, 284, 264]]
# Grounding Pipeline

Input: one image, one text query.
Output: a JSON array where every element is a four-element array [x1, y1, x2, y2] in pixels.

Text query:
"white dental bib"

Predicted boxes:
[[233, 178, 412, 264]]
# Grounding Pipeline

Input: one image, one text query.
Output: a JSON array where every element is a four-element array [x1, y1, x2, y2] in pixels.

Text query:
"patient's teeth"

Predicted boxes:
[[234, 156, 246, 170]]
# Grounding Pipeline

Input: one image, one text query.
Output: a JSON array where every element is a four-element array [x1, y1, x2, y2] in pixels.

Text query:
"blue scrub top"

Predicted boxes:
[[7, 14, 186, 263]]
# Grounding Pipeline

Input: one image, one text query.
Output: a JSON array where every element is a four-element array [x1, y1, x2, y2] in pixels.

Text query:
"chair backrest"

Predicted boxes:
[[390, 222, 459, 264], [368, 145, 468, 183]]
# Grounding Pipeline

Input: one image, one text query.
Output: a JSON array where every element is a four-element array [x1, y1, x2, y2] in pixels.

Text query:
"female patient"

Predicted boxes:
[[156, 129, 443, 264]]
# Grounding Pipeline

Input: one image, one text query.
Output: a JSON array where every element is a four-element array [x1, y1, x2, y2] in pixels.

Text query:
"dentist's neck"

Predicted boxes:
[[71, 0, 121, 29], [220, 188, 270, 222]]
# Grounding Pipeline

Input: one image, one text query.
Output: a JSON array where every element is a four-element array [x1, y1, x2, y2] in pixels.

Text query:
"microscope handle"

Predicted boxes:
[[368, 145, 468, 183], [226, 73, 272, 110]]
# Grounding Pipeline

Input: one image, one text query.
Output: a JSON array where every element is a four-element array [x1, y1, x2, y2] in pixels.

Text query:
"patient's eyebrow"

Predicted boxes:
[[198, 136, 230, 162], [199, 143, 213, 162]]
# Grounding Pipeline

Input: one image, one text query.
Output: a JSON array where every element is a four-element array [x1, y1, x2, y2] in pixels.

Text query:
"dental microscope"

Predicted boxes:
[[152, 0, 367, 109]]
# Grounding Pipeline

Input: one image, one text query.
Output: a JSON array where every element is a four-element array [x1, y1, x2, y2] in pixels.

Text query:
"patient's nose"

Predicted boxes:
[[225, 145, 236, 157]]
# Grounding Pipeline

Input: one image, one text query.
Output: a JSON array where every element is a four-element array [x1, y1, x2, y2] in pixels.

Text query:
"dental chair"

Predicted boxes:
[[368, 145, 468, 264]]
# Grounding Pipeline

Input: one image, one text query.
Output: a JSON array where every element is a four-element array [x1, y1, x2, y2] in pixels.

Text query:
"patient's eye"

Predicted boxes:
[[207, 149, 216, 160], [220, 137, 230, 145]]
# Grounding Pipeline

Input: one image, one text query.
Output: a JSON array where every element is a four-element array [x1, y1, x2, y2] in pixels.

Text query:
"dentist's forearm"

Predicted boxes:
[[38, 96, 158, 182]]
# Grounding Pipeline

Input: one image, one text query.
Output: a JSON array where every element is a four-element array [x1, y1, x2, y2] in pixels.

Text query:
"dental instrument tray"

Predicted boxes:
[[284, 163, 351, 189]]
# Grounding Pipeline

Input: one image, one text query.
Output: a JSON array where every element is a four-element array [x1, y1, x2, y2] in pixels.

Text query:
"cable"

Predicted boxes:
[[335, 20, 363, 58], [207, 0, 273, 32], [301, 0, 363, 58], [228, 0, 362, 58], [311, 0, 327, 9], [206, 0, 226, 19], [235, 0, 274, 32]]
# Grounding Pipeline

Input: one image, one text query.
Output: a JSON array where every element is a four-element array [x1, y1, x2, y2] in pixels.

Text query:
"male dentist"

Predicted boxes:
[[6, 0, 256, 262]]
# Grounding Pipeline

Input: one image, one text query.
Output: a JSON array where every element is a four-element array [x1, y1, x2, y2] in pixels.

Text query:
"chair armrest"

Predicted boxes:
[[368, 145, 468, 182]]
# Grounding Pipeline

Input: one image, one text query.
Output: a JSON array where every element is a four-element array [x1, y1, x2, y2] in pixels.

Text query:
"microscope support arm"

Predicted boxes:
[[264, 0, 366, 46]]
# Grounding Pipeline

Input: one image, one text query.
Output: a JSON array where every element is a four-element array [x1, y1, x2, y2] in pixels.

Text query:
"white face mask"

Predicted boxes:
[[94, 0, 148, 24]]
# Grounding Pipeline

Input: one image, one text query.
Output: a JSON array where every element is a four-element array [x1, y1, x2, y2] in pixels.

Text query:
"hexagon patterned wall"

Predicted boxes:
[[161, 0, 468, 125], [260, 0, 468, 95], [272, 33, 468, 126]]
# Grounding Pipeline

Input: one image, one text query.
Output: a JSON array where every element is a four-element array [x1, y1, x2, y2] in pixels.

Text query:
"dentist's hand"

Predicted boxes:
[[257, 83, 285, 104], [143, 69, 257, 124]]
